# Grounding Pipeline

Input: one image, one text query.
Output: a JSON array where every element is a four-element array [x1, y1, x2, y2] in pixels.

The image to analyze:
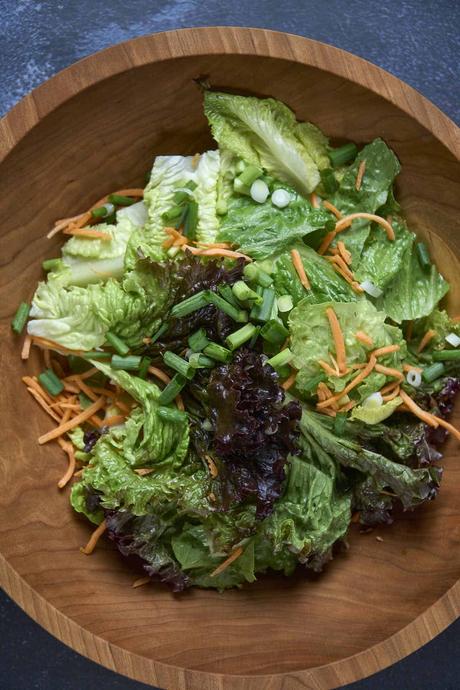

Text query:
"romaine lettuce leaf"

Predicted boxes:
[[376, 243, 449, 322], [351, 396, 402, 424], [289, 299, 405, 398], [295, 121, 330, 170], [266, 244, 358, 306], [331, 139, 401, 262], [204, 90, 320, 195], [218, 191, 329, 259], [354, 218, 414, 291], [412, 309, 460, 350], [28, 260, 169, 350]]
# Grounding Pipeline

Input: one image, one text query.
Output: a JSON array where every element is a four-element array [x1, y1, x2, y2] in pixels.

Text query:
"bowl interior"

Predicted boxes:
[[1, 47, 460, 680]]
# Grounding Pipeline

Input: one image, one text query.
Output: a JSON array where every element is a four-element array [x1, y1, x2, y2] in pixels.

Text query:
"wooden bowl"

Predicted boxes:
[[1, 27, 459, 690]]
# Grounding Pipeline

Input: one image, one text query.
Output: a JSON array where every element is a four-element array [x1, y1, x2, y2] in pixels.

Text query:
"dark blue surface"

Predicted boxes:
[[1, 1, 459, 689]]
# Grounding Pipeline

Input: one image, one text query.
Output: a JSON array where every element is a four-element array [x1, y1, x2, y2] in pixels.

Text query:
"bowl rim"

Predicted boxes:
[[0, 26, 459, 690]]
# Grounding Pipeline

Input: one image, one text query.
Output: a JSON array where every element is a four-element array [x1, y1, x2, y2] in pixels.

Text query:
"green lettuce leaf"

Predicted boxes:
[[376, 242, 449, 322], [215, 149, 239, 215], [354, 218, 414, 291], [28, 260, 170, 350], [266, 244, 358, 306], [295, 122, 330, 170], [351, 396, 403, 424], [331, 139, 401, 262], [204, 90, 320, 195], [70, 482, 104, 525], [290, 299, 405, 397], [218, 191, 329, 259], [299, 411, 437, 509], [412, 309, 460, 350]]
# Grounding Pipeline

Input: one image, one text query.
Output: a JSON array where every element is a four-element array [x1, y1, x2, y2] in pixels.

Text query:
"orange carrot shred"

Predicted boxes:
[[56, 439, 76, 489], [355, 160, 366, 191], [318, 231, 337, 255], [322, 200, 342, 219], [132, 576, 151, 588], [21, 334, 32, 360], [417, 329, 437, 353], [80, 520, 107, 555], [38, 396, 106, 444], [103, 415, 126, 427], [399, 390, 438, 428], [310, 192, 320, 208], [325, 307, 347, 373], [282, 371, 297, 391], [335, 213, 395, 241], [431, 415, 460, 442], [374, 363, 404, 380], [63, 227, 112, 241], [205, 454, 218, 478], [372, 344, 401, 358], [337, 240, 352, 264], [403, 363, 423, 373], [291, 249, 310, 289], [355, 331, 374, 347], [210, 546, 244, 577], [148, 366, 171, 386], [317, 355, 377, 409]]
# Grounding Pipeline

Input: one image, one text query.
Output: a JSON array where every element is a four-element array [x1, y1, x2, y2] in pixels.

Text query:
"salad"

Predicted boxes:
[[12, 89, 460, 591]]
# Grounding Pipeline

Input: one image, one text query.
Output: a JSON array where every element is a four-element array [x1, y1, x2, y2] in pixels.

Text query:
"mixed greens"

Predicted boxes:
[[15, 89, 460, 591]]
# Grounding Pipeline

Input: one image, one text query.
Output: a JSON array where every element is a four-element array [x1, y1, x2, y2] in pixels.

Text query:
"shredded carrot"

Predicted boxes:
[[355, 160, 366, 191], [291, 249, 310, 290], [325, 307, 347, 373], [47, 211, 92, 239], [382, 386, 401, 402], [73, 469, 84, 478], [112, 188, 144, 198], [210, 546, 244, 577], [66, 367, 99, 382], [431, 415, 460, 442], [355, 331, 374, 347], [310, 192, 320, 208], [195, 242, 233, 249], [320, 407, 337, 417], [162, 236, 175, 249], [31, 335, 82, 355], [73, 376, 99, 402], [318, 231, 337, 255], [113, 399, 131, 414], [322, 200, 342, 219], [332, 263, 356, 286], [175, 394, 185, 412], [317, 355, 377, 409], [22, 376, 54, 405], [380, 381, 401, 395], [38, 396, 106, 444], [50, 401, 80, 410], [417, 329, 437, 353], [317, 382, 339, 410], [329, 247, 339, 255], [63, 227, 112, 241], [281, 371, 297, 391], [351, 281, 365, 293], [316, 383, 326, 402], [372, 344, 401, 358], [80, 520, 107, 555], [103, 415, 126, 427], [350, 362, 368, 370], [148, 365, 171, 386], [208, 492, 217, 502], [337, 240, 352, 265], [26, 388, 62, 422], [57, 439, 76, 489], [63, 382, 80, 394], [21, 334, 32, 360], [338, 399, 357, 413], [205, 454, 218, 478], [374, 363, 404, 380], [184, 245, 252, 262], [399, 390, 438, 428], [335, 213, 395, 241], [319, 359, 339, 377], [328, 353, 340, 376], [43, 348, 52, 370], [452, 316, 460, 323], [132, 576, 151, 588], [90, 386, 117, 398], [51, 358, 66, 378], [89, 414, 104, 428], [327, 255, 355, 281], [403, 363, 423, 374]]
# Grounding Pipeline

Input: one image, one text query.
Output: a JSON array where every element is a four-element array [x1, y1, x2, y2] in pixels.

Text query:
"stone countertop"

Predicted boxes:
[[1, 1, 459, 689]]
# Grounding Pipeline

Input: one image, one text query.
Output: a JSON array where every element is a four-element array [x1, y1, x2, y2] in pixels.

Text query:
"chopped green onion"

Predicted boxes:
[[260, 319, 289, 345], [218, 284, 241, 308], [233, 177, 250, 196], [243, 263, 272, 287], [266, 348, 293, 369], [161, 205, 184, 222], [172, 204, 189, 230], [329, 143, 358, 168], [163, 351, 195, 380], [203, 342, 232, 363], [11, 302, 30, 334], [38, 368, 64, 396], [277, 364, 292, 379], [173, 190, 192, 204], [138, 356, 151, 379], [250, 287, 276, 323], [325, 219, 337, 232], [188, 328, 210, 352], [183, 200, 198, 240], [91, 204, 113, 219], [232, 280, 262, 305], [422, 362, 445, 383], [186, 180, 197, 191], [236, 160, 246, 174], [157, 373, 187, 405], [171, 290, 208, 318], [225, 323, 257, 350], [416, 242, 431, 270], [42, 258, 61, 272], [320, 168, 339, 194], [157, 406, 187, 423], [334, 412, 347, 435], [277, 295, 293, 313], [188, 352, 215, 368], [237, 164, 263, 187], [249, 325, 261, 348], [205, 291, 248, 322], [108, 193, 137, 206], [105, 331, 129, 356], [83, 350, 111, 361], [111, 355, 141, 370], [433, 350, 460, 361], [150, 323, 168, 344]]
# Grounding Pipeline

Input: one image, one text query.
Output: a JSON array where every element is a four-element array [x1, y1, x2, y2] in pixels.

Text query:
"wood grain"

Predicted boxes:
[[0, 27, 459, 690]]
